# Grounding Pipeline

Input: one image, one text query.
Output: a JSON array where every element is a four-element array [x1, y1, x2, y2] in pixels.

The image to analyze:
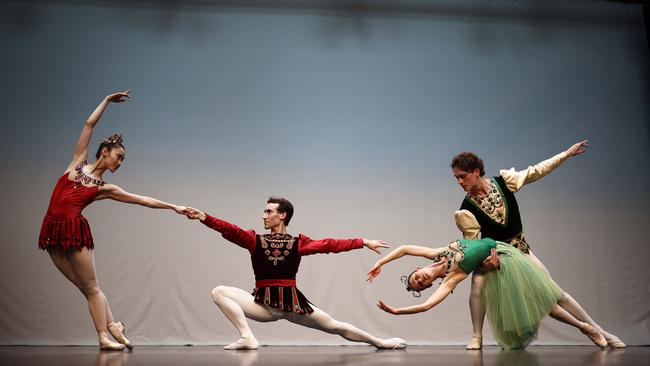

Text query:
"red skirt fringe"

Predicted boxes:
[[252, 286, 314, 314], [38, 215, 94, 251]]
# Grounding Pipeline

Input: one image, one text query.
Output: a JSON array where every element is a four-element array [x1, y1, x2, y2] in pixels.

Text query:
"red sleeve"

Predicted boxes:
[[202, 214, 256, 254], [297, 234, 364, 256]]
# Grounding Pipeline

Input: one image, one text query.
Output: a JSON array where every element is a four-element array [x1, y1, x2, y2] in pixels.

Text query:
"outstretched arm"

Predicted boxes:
[[186, 207, 207, 221], [367, 245, 447, 282], [501, 140, 589, 193], [185, 207, 256, 253], [377, 270, 468, 315], [298, 235, 378, 256], [96, 183, 186, 214], [362, 239, 389, 254], [67, 91, 131, 171]]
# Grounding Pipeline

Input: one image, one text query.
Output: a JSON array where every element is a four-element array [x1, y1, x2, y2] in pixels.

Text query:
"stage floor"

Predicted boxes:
[[0, 345, 647, 366]]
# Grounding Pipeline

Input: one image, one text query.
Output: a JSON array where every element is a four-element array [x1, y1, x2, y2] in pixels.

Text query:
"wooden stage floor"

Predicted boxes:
[[0, 345, 647, 366]]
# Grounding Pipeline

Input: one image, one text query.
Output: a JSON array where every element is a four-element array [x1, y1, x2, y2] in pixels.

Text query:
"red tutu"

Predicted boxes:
[[39, 215, 94, 250]]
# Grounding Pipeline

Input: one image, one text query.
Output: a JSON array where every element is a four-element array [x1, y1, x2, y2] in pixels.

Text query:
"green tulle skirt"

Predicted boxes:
[[483, 243, 563, 350]]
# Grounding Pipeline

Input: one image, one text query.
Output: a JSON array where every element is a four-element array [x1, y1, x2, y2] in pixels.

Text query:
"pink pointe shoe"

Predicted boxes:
[[108, 321, 134, 350]]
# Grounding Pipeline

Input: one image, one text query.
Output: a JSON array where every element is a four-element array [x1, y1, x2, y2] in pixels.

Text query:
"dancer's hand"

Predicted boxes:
[[479, 248, 500, 272], [173, 205, 187, 215], [363, 239, 389, 254], [377, 300, 398, 315], [565, 140, 589, 157], [367, 263, 382, 282], [105, 90, 131, 103], [186, 207, 206, 221]]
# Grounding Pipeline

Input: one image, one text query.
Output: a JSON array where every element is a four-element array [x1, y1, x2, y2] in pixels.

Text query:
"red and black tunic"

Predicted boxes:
[[202, 214, 364, 314]]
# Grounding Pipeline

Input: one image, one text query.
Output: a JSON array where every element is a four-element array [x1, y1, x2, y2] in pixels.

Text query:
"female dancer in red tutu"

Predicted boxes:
[[38, 91, 187, 350]]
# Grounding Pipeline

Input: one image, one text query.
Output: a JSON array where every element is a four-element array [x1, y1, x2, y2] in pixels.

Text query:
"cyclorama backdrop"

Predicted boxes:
[[0, 0, 648, 346]]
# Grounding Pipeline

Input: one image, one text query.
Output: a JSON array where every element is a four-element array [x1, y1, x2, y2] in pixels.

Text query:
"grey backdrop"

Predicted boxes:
[[1, 0, 648, 346]]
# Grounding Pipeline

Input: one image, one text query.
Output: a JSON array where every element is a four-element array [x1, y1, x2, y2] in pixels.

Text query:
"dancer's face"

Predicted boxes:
[[408, 267, 435, 292], [452, 167, 481, 193], [262, 203, 286, 230], [103, 147, 125, 173]]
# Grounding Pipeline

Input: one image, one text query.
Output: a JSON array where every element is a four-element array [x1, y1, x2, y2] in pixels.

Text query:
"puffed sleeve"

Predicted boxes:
[[500, 151, 568, 193], [455, 209, 481, 240]]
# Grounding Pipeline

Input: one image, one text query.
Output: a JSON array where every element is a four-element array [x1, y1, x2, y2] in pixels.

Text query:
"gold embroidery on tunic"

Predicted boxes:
[[468, 180, 506, 225], [260, 233, 294, 266], [508, 233, 530, 254]]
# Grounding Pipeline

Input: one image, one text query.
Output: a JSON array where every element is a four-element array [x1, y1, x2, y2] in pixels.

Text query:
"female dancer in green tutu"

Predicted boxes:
[[367, 238, 607, 350]]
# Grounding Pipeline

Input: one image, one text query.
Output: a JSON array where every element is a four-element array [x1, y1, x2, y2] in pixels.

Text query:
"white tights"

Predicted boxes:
[[210, 285, 401, 348]]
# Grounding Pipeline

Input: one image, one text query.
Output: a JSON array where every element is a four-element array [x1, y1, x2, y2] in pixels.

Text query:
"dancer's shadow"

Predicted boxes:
[[492, 349, 539, 366], [580, 349, 625, 366], [96, 350, 128, 366], [467, 350, 485, 366], [228, 350, 260, 366], [326, 348, 407, 365]]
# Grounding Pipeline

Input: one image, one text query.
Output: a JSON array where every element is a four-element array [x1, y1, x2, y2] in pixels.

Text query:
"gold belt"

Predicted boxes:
[[506, 232, 530, 254]]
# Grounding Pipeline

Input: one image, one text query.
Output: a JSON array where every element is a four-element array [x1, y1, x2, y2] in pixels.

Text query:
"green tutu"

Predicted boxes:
[[483, 243, 563, 350]]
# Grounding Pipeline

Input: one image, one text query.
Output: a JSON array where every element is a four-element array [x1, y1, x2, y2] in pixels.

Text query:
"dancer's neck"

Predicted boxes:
[[86, 161, 107, 180], [468, 177, 491, 198], [269, 225, 287, 235]]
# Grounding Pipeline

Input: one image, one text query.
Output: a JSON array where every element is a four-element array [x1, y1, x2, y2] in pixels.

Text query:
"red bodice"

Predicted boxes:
[[45, 172, 99, 219], [38, 171, 100, 250]]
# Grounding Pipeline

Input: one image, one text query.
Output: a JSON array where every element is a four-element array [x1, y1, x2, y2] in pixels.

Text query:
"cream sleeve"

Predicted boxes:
[[500, 151, 568, 193], [454, 209, 481, 240]]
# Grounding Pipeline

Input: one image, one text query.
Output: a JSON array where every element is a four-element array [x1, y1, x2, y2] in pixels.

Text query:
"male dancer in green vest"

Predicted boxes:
[[451, 140, 625, 349]]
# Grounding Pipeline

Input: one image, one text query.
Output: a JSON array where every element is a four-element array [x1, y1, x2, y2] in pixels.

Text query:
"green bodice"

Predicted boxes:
[[458, 238, 497, 273]]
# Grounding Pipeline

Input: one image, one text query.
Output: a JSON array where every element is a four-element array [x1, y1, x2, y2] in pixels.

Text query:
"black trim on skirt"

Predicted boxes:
[[251, 286, 314, 314]]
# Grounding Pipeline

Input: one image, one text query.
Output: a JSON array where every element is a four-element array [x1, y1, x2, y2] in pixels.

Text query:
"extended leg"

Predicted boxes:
[[210, 285, 280, 350], [528, 250, 625, 348], [549, 305, 606, 348], [467, 272, 486, 350], [287, 305, 406, 349], [556, 293, 625, 348]]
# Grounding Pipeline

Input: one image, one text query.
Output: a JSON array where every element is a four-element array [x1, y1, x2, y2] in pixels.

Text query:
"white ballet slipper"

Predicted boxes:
[[224, 336, 259, 350], [606, 335, 626, 349], [466, 337, 482, 350], [377, 338, 407, 349]]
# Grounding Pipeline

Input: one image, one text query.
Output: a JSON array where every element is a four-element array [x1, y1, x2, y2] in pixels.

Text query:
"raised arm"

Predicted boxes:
[[377, 270, 468, 315], [96, 183, 186, 214], [500, 140, 588, 193], [367, 245, 446, 282], [67, 91, 131, 171]]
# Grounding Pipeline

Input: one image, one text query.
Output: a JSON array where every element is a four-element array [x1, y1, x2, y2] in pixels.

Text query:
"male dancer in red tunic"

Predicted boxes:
[[186, 197, 407, 350]]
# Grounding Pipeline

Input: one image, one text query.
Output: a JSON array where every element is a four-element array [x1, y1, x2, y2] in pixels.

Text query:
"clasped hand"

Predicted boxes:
[[185, 207, 205, 220]]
